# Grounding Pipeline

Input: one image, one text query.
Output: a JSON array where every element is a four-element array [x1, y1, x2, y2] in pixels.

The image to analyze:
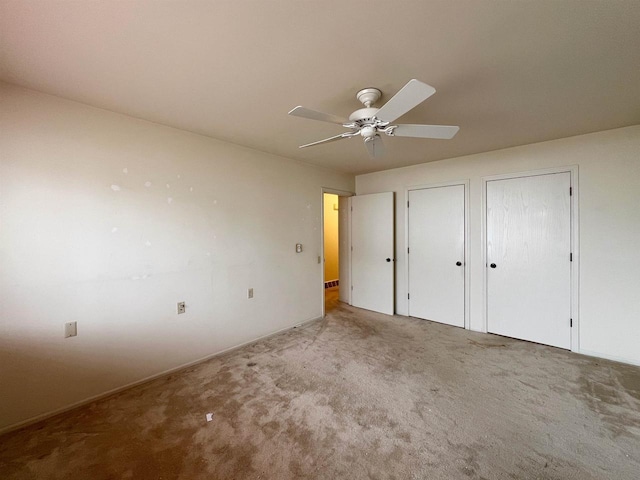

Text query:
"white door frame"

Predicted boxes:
[[321, 187, 354, 318], [405, 180, 470, 329], [481, 166, 580, 352]]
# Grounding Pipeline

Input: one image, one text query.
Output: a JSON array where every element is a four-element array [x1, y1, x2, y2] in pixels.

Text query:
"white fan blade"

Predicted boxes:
[[393, 124, 459, 139], [364, 135, 385, 158], [299, 132, 352, 149], [374, 79, 436, 124], [288, 106, 348, 125]]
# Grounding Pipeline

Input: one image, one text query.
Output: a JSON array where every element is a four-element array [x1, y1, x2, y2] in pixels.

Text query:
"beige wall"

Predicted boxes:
[[323, 193, 339, 282], [0, 83, 354, 432], [357, 125, 640, 366]]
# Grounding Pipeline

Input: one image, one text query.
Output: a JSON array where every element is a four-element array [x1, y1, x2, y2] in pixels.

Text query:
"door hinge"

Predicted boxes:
[[570, 187, 573, 196], [570, 252, 573, 262], [408, 293, 410, 300], [570, 318, 573, 327], [351, 246, 353, 252], [407, 247, 410, 254], [407, 200, 409, 208], [351, 285, 353, 290], [351, 206, 353, 211]]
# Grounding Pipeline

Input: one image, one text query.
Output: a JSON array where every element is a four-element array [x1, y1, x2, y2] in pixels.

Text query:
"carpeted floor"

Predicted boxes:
[[1, 288, 639, 479]]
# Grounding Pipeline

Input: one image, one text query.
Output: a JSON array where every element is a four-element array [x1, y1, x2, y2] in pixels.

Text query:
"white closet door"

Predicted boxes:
[[351, 192, 394, 315], [487, 172, 571, 349], [408, 185, 465, 327]]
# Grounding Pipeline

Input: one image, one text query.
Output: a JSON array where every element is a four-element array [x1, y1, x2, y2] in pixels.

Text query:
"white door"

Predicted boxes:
[[487, 172, 571, 349], [338, 196, 351, 304], [351, 192, 394, 315], [408, 185, 465, 327]]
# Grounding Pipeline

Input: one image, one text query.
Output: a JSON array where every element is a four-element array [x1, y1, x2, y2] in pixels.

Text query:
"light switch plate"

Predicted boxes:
[[177, 302, 186, 314], [248, 288, 254, 299], [65, 322, 77, 338]]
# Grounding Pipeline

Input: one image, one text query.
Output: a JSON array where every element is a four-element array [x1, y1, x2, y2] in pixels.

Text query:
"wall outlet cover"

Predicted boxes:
[[177, 302, 186, 314], [248, 288, 254, 299], [65, 321, 77, 338]]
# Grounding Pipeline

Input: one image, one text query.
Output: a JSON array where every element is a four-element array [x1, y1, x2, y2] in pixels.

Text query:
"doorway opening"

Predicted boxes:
[[322, 190, 352, 316], [323, 193, 340, 313]]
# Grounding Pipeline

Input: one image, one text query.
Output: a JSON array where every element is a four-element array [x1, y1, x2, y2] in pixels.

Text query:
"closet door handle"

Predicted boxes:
[[456, 261, 462, 266], [490, 263, 497, 269]]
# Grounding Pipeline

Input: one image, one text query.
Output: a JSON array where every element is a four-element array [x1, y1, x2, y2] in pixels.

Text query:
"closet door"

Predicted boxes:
[[487, 173, 571, 349], [408, 185, 465, 327]]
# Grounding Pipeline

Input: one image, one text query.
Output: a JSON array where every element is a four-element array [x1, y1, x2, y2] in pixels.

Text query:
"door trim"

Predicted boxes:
[[481, 166, 580, 352], [321, 187, 354, 318], [405, 180, 470, 329]]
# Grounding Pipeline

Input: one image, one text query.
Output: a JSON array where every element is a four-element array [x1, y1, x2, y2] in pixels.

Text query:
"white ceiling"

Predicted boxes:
[[1, 1, 639, 174]]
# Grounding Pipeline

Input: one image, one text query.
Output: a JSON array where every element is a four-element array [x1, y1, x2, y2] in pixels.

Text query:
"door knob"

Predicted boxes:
[[386, 258, 392, 262], [490, 263, 497, 268], [456, 261, 462, 266]]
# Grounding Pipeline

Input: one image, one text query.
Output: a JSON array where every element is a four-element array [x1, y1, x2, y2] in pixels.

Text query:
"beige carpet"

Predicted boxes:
[[1, 289, 639, 479]]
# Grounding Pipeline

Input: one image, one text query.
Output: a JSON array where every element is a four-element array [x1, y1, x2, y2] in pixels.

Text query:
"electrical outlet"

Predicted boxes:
[[247, 288, 254, 299], [177, 302, 186, 314], [65, 321, 77, 338], [296, 243, 302, 253]]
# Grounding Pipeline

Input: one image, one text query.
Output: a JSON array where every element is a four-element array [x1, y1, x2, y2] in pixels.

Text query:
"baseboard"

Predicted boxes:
[[0, 315, 323, 436], [464, 330, 639, 367], [576, 348, 640, 367]]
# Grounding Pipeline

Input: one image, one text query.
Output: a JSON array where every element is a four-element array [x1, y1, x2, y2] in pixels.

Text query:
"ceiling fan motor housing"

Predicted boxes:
[[350, 87, 383, 129], [348, 107, 380, 123]]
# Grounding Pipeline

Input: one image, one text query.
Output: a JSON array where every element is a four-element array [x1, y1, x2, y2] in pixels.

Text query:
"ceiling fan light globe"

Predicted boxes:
[[360, 126, 377, 139]]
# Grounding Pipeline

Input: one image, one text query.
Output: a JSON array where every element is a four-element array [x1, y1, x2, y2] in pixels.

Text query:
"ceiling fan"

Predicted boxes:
[[288, 79, 459, 158]]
